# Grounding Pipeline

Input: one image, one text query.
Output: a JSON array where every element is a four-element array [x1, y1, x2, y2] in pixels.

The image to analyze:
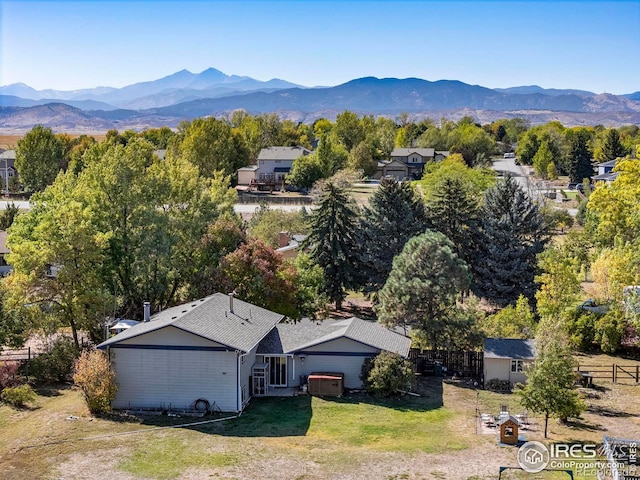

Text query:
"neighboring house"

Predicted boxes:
[[275, 231, 309, 260], [389, 148, 449, 179], [483, 338, 535, 386], [591, 159, 618, 184], [0, 150, 17, 191], [98, 293, 410, 412], [236, 146, 311, 189], [373, 160, 409, 180], [0, 230, 12, 276]]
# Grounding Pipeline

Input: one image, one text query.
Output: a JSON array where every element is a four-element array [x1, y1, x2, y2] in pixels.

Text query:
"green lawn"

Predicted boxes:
[[1, 368, 638, 479]]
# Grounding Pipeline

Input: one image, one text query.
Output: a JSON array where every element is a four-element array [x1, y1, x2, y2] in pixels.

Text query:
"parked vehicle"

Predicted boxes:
[[579, 299, 609, 314]]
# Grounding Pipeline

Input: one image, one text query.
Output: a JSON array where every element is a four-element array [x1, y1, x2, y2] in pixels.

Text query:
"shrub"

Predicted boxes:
[[0, 362, 22, 390], [485, 379, 512, 392], [360, 351, 414, 397], [73, 349, 117, 414], [1, 384, 37, 408], [29, 337, 80, 384], [595, 310, 625, 354]]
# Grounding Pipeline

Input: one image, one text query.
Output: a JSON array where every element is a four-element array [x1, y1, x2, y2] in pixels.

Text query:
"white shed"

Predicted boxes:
[[483, 338, 535, 387]]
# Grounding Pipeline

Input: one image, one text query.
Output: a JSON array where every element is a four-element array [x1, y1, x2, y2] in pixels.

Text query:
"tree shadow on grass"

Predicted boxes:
[[134, 378, 444, 438], [588, 405, 634, 418]]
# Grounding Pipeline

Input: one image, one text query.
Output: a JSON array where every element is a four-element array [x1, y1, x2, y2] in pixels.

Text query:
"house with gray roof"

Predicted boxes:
[[236, 146, 311, 188], [98, 293, 410, 412], [483, 338, 535, 387], [0, 150, 17, 191], [389, 148, 449, 179]]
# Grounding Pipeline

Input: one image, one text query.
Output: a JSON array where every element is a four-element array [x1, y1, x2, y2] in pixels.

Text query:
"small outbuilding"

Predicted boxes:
[[484, 338, 535, 387], [498, 415, 520, 445]]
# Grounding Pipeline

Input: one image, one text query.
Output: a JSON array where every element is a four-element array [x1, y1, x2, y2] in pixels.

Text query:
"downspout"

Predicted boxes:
[[237, 351, 249, 413]]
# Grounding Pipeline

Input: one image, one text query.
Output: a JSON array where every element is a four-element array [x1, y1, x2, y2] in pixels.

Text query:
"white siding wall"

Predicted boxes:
[[240, 347, 258, 407], [484, 358, 531, 385], [111, 327, 239, 412]]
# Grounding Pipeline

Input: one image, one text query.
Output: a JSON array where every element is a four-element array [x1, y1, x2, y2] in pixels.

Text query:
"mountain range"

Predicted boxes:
[[1, 68, 639, 133]]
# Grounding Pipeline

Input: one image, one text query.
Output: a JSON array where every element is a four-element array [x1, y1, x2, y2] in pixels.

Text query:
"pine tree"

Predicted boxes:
[[306, 181, 361, 309], [359, 177, 428, 295], [566, 128, 594, 183], [376, 231, 471, 349], [473, 174, 549, 307], [601, 128, 628, 161], [427, 176, 479, 269]]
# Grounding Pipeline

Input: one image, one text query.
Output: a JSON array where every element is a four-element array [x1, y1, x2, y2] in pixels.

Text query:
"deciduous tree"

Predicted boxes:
[[15, 125, 63, 192]]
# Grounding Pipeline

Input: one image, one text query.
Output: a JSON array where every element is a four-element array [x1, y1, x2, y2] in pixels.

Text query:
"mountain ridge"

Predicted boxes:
[[1, 72, 639, 133]]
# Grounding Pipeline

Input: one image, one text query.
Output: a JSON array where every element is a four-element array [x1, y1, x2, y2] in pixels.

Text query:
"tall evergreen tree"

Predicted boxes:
[[427, 176, 479, 269], [359, 177, 428, 295], [306, 181, 361, 309], [565, 128, 594, 183], [473, 175, 549, 307], [601, 128, 628, 161]]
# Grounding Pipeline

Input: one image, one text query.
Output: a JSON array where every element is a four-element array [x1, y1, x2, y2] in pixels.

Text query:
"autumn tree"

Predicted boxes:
[[248, 204, 308, 248], [219, 239, 298, 318], [172, 117, 249, 177], [15, 125, 63, 192], [479, 295, 536, 339], [376, 231, 471, 349]]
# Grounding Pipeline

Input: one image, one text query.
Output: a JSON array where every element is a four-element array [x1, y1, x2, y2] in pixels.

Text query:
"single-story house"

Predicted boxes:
[[98, 293, 410, 412], [483, 338, 535, 386], [236, 146, 311, 188]]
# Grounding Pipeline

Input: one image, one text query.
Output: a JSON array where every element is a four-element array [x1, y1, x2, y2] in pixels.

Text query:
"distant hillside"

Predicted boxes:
[[0, 95, 118, 111], [0, 68, 302, 109], [494, 85, 596, 97], [1, 76, 639, 133]]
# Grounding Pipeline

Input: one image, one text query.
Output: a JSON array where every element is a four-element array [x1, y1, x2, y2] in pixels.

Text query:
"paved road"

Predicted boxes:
[[0, 200, 312, 214]]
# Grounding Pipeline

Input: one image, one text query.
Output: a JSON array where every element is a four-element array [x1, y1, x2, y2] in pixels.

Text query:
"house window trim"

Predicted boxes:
[[511, 359, 524, 372]]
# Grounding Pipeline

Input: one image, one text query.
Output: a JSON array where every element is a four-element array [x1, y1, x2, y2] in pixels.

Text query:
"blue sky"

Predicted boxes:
[[1, 1, 638, 94]]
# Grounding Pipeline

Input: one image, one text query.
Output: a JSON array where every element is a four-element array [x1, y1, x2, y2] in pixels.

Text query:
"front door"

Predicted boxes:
[[266, 356, 287, 387]]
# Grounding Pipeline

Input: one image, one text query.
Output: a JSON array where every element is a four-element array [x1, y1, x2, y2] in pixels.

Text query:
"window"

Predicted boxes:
[[511, 360, 524, 372]]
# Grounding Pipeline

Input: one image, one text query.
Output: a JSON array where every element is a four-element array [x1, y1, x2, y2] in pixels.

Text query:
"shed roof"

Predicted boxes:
[[258, 317, 411, 357], [257, 146, 311, 161], [98, 293, 284, 353], [484, 338, 535, 360]]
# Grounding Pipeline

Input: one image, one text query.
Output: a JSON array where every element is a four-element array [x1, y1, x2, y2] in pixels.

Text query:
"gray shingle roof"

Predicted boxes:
[[98, 293, 284, 353], [390, 148, 435, 158], [257, 146, 311, 161], [257, 317, 411, 357], [484, 338, 535, 360]]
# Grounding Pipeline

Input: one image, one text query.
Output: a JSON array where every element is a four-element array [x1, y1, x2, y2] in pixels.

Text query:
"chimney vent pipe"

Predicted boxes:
[[229, 292, 234, 313], [143, 302, 151, 322]]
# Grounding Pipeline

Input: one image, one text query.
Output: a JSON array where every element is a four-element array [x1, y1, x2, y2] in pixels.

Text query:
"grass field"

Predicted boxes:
[[1, 355, 638, 480]]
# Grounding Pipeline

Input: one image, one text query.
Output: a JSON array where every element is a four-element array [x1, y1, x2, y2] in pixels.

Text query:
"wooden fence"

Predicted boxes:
[[409, 349, 484, 380], [576, 363, 640, 384]]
